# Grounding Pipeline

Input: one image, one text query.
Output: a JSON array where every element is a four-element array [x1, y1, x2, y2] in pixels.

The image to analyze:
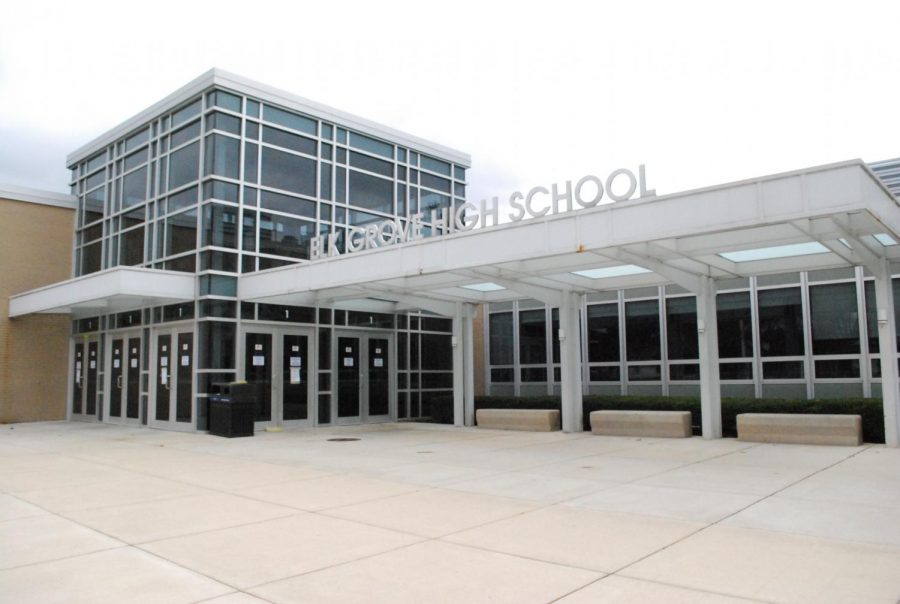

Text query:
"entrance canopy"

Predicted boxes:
[[240, 159, 900, 445], [8, 267, 194, 318], [240, 161, 900, 312]]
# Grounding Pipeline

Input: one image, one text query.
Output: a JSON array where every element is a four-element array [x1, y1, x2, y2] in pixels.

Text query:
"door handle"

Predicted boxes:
[[116, 375, 123, 389]]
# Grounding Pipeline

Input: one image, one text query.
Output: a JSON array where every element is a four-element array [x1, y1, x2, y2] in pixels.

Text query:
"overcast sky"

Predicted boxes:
[[2, 0, 900, 203]]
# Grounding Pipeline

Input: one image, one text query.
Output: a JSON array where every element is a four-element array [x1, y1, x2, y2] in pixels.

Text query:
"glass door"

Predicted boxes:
[[106, 332, 142, 425], [335, 332, 393, 424], [71, 337, 100, 421], [368, 337, 390, 419], [150, 328, 194, 430], [245, 331, 273, 428], [281, 332, 311, 425], [243, 328, 313, 429], [337, 335, 361, 421]]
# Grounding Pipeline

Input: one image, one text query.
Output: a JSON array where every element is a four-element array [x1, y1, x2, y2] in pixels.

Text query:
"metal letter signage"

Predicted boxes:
[[309, 165, 654, 260]]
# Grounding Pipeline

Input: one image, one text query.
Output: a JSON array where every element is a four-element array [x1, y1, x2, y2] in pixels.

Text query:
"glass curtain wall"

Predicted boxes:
[[68, 84, 467, 428], [485, 268, 900, 399]]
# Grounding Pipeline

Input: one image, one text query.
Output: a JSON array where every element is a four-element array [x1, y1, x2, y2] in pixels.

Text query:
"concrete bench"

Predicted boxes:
[[590, 410, 692, 438], [476, 409, 561, 432], [737, 413, 862, 446]]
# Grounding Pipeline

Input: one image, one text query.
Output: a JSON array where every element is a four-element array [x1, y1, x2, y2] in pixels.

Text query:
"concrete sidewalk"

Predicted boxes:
[[0, 421, 898, 603]]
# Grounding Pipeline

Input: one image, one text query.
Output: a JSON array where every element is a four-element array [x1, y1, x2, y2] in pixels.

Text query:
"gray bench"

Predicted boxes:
[[737, 413, 862, 446], [590, 410, 692, 438], [476, 409, 561, 432]]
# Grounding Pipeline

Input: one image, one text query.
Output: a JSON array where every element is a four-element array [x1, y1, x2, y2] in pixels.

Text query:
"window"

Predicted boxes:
[[258, 213, 314, 259], [420, 172, 451, 193], [717, 292, 753, 358], [809, 283, 860, 355], [244, 143, 258, 184], [489, 312, 513, 365], [208, 90, 242, 113], [259, 190, 316, 219], [120, 228, 144, 266], [167, 186, 198, 214], [172, 99, 201, 128], [758, 288, 804, 356], [204, 134, 240, 179], [263, 127, 316, 155], [348, 170, 393, 214], [202, 204, 238, 249], [587, 303, 619, 362], [421, 334, 452, 370], [122, 166, 147, 207], [171, 120, 201, 148], [168, 142, 200, 190], [666, 297, 698, 359], [206, 111, 241, 135], [519, 309, 546, 365], [260, 147, 315, 197], [165, 209, 197, 257], [864, 279, 900, 353], [263, 105, 316, 135], [421, 155, 451, 176], [626, 299, 660, 361], [349, 151, 393, 177], [348, 132, 392, 158]]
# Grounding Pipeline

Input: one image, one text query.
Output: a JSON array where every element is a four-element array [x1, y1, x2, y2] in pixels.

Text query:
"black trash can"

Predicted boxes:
[[208, 382, 256, 437]]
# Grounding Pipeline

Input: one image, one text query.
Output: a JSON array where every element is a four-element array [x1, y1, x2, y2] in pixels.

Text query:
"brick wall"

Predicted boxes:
[[0, 197, 75, 423]]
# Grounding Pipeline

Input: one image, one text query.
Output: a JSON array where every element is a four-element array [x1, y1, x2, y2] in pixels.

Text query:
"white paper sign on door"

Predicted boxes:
[[161, 357, 168, 367], [373, 358, 384, 367], [161, 368, 168, 385], [290, 368, 301, 384], [253, 355, 265, 366], [290, 356, 302, 367], [181, 355, 190, 366], [130, 358, 138, 368], [343, 357, 354, 367], [113, 359, 120, 369], [89, 360, 96, 369]]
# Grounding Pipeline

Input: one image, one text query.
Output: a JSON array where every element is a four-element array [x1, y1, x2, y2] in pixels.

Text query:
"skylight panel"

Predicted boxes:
[[719, 242, 829, 263]]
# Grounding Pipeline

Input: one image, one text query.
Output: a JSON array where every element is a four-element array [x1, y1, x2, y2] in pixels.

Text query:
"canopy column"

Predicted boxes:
[[452, 302, 476, 427], [452, 303, 464, 427], [697, 275, 723, 438], [559, 290, 584, 432], [874, 258, 900, 447], [463, 304, 475, 426]]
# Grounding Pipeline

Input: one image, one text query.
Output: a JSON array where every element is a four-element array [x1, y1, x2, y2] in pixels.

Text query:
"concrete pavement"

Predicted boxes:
[[0, 421, 898, 603]]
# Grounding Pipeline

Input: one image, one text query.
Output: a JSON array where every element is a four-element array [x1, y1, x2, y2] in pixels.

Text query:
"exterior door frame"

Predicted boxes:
[[104, 329, 143, 426], [149, 324, 196, 432], [333, 329, 395, 425], [70, 334, 101, 422], [239, 324, 316, 430]]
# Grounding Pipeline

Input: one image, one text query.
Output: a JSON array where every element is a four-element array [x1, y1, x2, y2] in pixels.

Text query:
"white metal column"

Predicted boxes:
[[452, 302, 465, 427], [463, 304, 476, 426], [874, 259, 900, 447], [697, 275, 723, 438], [560, 291, 584, 432]]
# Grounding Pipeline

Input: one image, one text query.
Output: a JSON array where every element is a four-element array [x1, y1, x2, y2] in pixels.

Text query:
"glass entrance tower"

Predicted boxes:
[[66, 69, 471, 430]]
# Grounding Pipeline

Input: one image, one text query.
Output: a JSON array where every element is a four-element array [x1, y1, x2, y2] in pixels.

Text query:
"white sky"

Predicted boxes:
[[2, 0, 900, 203]]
